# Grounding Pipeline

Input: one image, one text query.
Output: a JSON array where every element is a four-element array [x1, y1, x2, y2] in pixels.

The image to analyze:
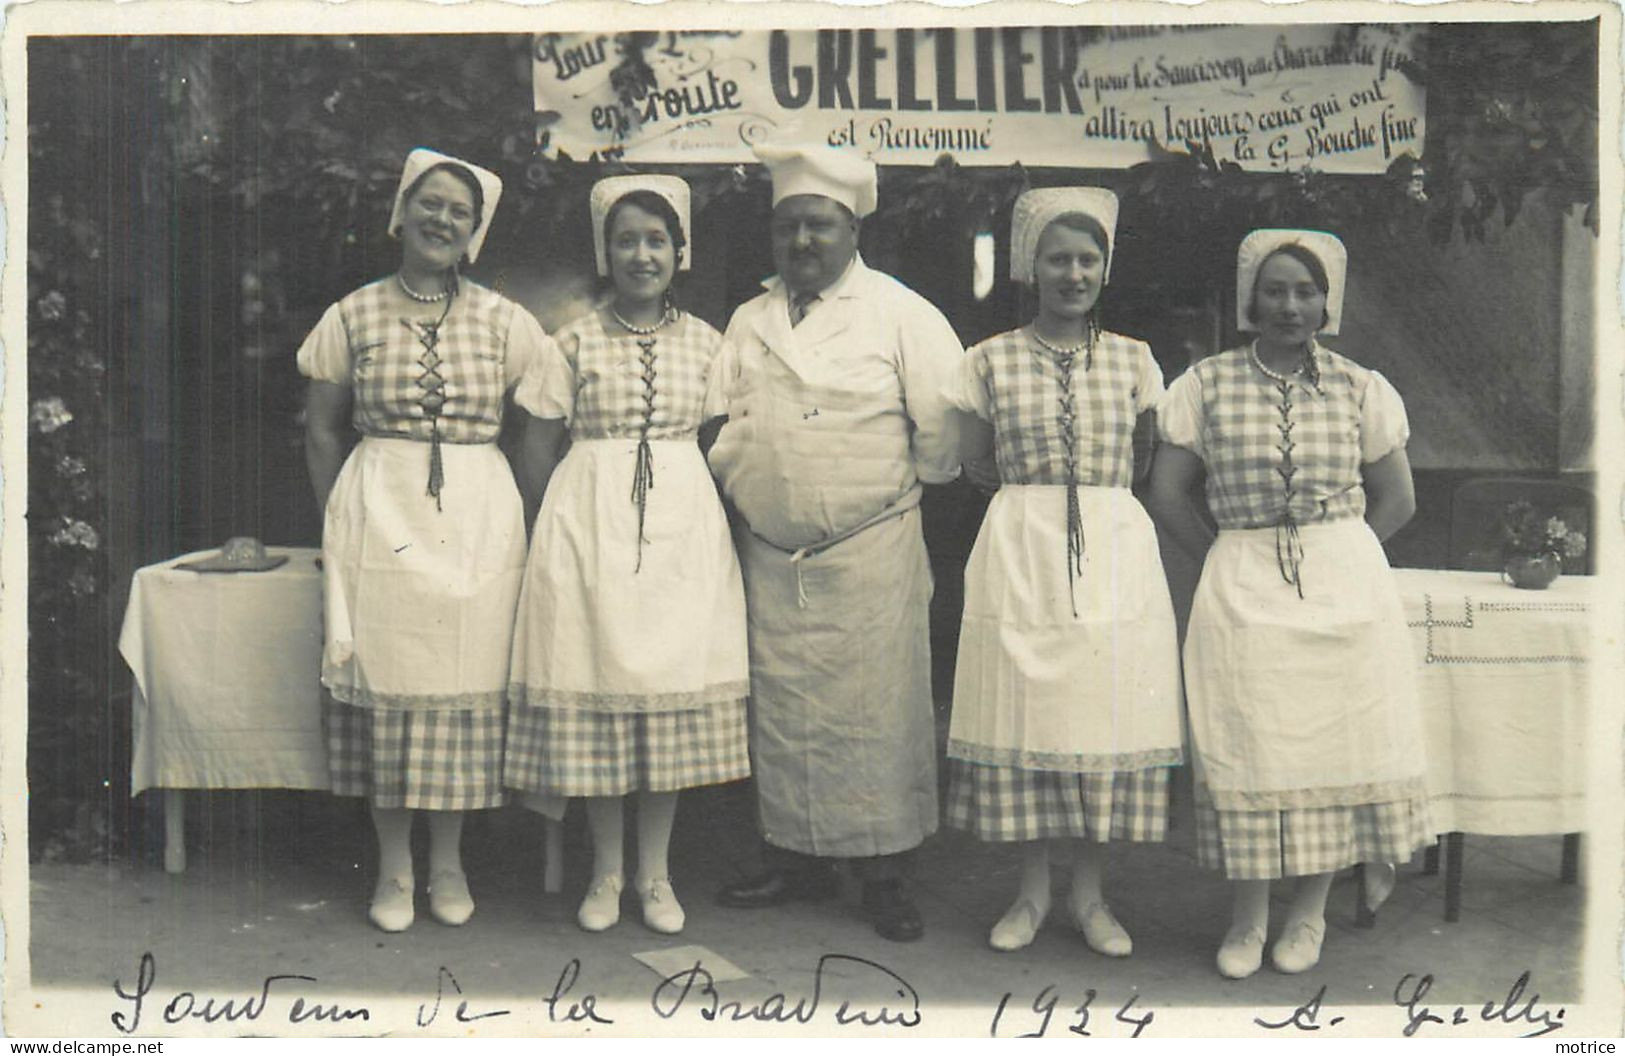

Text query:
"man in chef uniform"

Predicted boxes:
[[708, 141, 963, 942]]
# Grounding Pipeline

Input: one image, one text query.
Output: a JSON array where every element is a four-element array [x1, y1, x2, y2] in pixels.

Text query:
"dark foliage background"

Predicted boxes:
[[26, 23, 1599, 860]]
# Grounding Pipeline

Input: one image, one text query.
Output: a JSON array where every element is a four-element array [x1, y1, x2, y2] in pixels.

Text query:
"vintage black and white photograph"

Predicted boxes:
[[4, 0, 1621, 1039]]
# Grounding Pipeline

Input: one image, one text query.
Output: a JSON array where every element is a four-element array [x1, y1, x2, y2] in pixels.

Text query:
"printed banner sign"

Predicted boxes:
[[533, 24, 1424, 172]]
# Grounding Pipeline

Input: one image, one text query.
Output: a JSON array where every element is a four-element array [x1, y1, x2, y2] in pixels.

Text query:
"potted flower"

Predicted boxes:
[[1497, 500, 1587, 589]]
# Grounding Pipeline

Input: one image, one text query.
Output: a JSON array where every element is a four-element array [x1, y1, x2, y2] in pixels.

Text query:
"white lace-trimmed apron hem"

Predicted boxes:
[[507, 680, 750, 713]]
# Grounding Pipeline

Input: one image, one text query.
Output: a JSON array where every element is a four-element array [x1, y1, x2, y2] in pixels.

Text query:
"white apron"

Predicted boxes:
[[738, 505, 939, 857], [320, 436, 525, 709], [1184, 518, 1426, 810], [508, 438, 749, 710], [948, 485, 1183, 772]]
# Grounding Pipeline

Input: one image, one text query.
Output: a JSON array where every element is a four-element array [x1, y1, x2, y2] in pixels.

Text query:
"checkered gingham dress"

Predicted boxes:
[[943, 328, 1184, 843], [504, 311, 750, 800], [296, 278, 553, 811], [1160, 343, 1433, 879]]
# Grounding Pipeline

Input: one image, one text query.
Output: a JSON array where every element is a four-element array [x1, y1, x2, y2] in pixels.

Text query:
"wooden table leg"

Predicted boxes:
[[1560, 833, 1581, 884], [1443, 831, 1464, 923], [1354, 864, 1376, 929], [163, 789, 186, 874], [542, 816, 564, 895]]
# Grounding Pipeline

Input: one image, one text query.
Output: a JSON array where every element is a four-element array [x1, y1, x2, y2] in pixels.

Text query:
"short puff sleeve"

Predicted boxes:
[[1134, 340, 1166, 415], [1359, 369, 1410, 463], [295, 303, 352, 384], [943, 342, 993, 421], [502, 304, 557, 394], [1156, 367, 1206, 459], [512, 328, 578, 423]]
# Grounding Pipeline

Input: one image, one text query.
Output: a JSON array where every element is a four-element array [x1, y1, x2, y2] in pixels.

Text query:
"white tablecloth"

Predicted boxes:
[[120, 547, 329, 795], [1393, 568, 1590, 836]]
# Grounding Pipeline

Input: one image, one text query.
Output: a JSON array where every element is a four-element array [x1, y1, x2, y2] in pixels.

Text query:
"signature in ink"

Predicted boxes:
[[1255, 985, 1344, 1031], [415, 966, 511, 1027], [1395, 970, 1566, 1038], [542, 958, 613, 1025], [652, 953, 920, 1028], [111, 951, 370, 1034]]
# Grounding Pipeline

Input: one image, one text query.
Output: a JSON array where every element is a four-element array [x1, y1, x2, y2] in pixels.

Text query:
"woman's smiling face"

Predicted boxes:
[[401, 169, 478, 271], [607, 202, 677, 305], [1033, 221, 1106, 322]]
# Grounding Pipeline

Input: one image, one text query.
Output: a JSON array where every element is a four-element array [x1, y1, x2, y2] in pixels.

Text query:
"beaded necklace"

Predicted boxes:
[[1030, 327, 1095, 368], [612, 303, 676, 336], [397, 272, 449, 303]]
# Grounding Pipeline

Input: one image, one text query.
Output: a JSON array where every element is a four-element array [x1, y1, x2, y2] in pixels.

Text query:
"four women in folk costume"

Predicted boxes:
[[301, 144, 1426, 975]]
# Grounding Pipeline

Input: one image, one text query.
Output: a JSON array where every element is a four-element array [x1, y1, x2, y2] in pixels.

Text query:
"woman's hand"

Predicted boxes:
[[697, 414, 727, 459], [1146, 443, 1215, 560], [1361, 447, 1417, 542], [955, 410, 999, 493], [963, 456, 1001, 493], [1131, 409, 1158, 486], [305, 381, 354, 515]]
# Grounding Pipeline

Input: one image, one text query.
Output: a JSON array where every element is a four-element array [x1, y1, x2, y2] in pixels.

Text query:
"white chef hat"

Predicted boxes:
[[1009, 187, 1120, 285], [388, 148, 504, 265], [754, 141, 878, 219], [588, 174, 692, 277], [1236, 229, 1348, 337]]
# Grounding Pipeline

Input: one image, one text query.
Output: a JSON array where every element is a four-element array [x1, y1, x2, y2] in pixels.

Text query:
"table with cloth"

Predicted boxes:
[[119, 546, 564, 881], [1392, 568, 1591, 919], [120, 547, 328, 872]]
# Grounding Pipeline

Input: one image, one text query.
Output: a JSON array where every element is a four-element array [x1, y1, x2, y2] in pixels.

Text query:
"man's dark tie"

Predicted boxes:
[[789, 292, 820, 327]]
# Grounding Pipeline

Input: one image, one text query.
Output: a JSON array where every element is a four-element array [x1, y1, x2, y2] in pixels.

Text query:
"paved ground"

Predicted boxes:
[[23, 772, 1597, 1039]]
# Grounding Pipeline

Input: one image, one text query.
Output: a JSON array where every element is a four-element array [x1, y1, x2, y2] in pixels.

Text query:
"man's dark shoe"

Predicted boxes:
[[862, 880, 924, 942], [716, 866, 840, 909]]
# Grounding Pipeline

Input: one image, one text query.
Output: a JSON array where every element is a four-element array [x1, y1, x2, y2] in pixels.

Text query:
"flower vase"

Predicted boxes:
[[1503, 551, 1562, 590]]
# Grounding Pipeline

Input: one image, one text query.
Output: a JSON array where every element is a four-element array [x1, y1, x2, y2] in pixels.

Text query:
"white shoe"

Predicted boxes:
[[369, 875, 415, 933], [577, 874, 623, 932], [1271, 918, 1326, 974], [429, 870, 475, 927], [988, 897, 1048, 952], [1072, 899, 1133, 958], [638, 876, 686, 935], [1216, 924, 1267, 979]]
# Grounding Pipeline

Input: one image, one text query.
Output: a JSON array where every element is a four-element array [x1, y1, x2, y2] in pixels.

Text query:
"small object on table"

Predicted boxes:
[[1502, 552, 1562, 590], [174, 536, 289, 574], [1494, 500, 1586, 590]]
